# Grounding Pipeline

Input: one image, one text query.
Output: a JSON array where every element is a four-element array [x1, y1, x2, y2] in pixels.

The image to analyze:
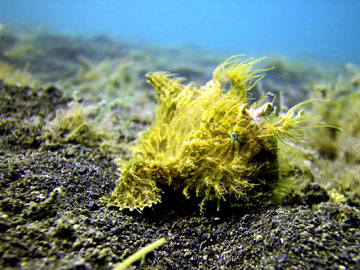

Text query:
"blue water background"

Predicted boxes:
[[1, 0, 360, 63]]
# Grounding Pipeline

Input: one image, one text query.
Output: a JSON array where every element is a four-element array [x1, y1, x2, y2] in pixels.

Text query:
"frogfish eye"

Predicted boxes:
[[231, 133, 237, 139]]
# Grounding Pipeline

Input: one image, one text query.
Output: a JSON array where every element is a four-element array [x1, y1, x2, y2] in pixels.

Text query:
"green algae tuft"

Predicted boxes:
[[104, 56, 316, 211]]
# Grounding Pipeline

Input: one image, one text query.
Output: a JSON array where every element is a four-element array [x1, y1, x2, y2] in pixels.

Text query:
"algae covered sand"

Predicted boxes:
[[1, 31, 360, 269]]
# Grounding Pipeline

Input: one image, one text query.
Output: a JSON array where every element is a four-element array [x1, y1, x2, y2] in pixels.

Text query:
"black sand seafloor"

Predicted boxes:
[[1, 30, 360, 269]]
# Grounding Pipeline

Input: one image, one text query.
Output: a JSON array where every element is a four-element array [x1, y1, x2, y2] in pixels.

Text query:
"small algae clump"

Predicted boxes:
[[105, 56, 313, 211]]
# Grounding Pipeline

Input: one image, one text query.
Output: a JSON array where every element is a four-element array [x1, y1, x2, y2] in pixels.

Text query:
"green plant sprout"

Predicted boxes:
[[104, 55, 319, 211], [113, 237, 166, 270], [306, 64, 360, 204], [41, 91, 128, 156]]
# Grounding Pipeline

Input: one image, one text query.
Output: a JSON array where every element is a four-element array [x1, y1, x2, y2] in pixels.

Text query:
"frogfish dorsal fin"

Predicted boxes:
[[146, 72, 187, 103]]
